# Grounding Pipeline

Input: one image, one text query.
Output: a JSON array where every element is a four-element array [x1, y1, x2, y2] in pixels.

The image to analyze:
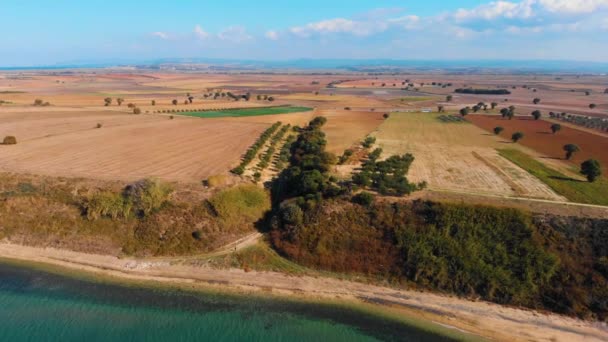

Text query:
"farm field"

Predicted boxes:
[[0, 112, 267, 183], [499, 149, 608, 205], [374, 112, 565, 200], [468, 115, 608, 176], [180, 106, 312, 118]]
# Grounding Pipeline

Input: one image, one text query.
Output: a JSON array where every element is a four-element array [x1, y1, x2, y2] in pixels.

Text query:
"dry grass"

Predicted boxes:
[[375, 112, 565, 200], [0, 111, 268, 183]]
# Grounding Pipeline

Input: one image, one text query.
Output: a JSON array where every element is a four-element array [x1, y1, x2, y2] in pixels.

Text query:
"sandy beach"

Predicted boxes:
[[0, 241, 606, 342]]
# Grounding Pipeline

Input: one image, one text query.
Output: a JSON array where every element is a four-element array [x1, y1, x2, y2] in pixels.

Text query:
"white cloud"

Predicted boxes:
[[265, 30, 279, 40], [452, 1, 535, 21], [538, 0, 608, 14], [194, 25, 209, 39], [218, 26, 253, 43], [151, 31, 170, 40], [290, 18, 382, 37], [388, 15, 420, 29]]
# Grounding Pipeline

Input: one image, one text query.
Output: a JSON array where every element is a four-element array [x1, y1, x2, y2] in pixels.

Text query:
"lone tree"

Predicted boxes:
[[500, 108, 510, 118], [438, 105, 445, 113], [589, 103, 597, 109], [604, 88, 608, 94], [511, 132, 524, 143], [585, 91, 591, 96], [104, 97, 112, 106], [446, 95, 453, 102], [151, 100, 156, 106], [533, 98, 541, 105], [383, 113, 390, 119], [493, 126, 504, 135], [188, 96, 194, 104], [116, 98, 124, 106], [550, 123, 562, 134], [172, 99, 178, 105], [491, 102, 498, 110], [563, 144, 580, 160], [459, 107, 470, 117], [531, 110, 542, 120], [580, 159, 602, 182]]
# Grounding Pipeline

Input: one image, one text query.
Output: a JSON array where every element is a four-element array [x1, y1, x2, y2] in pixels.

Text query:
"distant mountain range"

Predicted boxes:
[[2, 58, 608, 73]]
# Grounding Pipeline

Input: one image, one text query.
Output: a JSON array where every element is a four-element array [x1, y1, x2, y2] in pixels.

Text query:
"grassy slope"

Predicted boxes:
[[498, 149, 608, 205], [181, 106, 312, 118]]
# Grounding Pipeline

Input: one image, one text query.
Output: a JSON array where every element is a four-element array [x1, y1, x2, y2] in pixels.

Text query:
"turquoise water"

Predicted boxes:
[[0, 262, 463, 341]]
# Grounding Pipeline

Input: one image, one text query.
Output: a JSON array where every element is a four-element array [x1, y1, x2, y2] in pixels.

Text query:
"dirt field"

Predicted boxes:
[[0, 111, 268, 183], [468, 115, 608, 176], [374, 112, 565, 200]]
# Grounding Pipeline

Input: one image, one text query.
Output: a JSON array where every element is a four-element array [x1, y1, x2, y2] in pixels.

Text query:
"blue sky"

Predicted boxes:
[[1, 0, 607, 66]]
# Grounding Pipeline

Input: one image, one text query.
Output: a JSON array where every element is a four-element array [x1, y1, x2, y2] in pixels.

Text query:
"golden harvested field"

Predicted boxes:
[[374, 112, 566, 200], [1, 70, 604, 198], [0, 111, 267, 183]]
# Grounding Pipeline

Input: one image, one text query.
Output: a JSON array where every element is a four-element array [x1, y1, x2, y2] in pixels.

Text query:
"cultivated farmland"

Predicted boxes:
[[468, 115, 608, 177], [374, 112, 565, 200], [0, 112, 267, 183]]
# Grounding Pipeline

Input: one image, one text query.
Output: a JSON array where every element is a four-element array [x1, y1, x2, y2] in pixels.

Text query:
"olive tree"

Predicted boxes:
[[563, 144, 580, 160], [580, 159, 601, 182], [511, 132, 524, 143]]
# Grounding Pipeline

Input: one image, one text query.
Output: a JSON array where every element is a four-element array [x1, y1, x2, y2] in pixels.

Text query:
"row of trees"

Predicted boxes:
[[549, 112, 608, 133], [231, 122, 282, 175], [455, 88, 511, 95]]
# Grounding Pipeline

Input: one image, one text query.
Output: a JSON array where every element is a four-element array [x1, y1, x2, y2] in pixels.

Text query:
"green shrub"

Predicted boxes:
[[281, 204, 304, 226], [208, 184, 270, 223], [352, 192, 375, 206], [362, 136, 376, 148]]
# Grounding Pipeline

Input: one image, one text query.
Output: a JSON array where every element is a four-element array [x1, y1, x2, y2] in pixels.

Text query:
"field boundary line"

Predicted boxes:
[[426, 189, 608, 210]]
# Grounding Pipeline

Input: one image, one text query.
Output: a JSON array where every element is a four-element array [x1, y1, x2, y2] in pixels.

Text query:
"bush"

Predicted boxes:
[[208, 184, 270, 223], [2, 136, 17, 145], [192, 230, 203, 241], [133, 107, 141, 114], [281, 204, 304, 226], [352, 192, 375, 206], [362, 136, 376, 148], [84, 191, 131, 220], [96, 123, 103, 129], [123, 179, 172, 217]]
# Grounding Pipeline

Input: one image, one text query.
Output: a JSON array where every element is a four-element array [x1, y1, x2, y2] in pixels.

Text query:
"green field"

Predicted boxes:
[[181, 106, 312, 118], [499, 149, 608, 205]]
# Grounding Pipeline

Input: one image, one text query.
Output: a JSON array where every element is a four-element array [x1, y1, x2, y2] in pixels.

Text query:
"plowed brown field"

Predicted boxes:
[[468, 115, 608, 175]]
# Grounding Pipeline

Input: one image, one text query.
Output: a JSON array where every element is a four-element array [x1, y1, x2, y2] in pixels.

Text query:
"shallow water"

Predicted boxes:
[[0, 262, 463, 341]]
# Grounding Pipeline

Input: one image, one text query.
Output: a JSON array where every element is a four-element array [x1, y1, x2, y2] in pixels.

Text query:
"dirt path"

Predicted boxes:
[[0, 242, 606, 342]]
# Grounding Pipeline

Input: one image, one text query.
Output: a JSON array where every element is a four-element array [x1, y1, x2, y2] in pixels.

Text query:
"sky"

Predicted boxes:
[[1, 0, 608, 66]]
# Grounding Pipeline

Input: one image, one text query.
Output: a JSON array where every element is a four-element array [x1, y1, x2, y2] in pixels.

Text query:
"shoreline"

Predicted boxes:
[[0, 242, 606, 342]]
